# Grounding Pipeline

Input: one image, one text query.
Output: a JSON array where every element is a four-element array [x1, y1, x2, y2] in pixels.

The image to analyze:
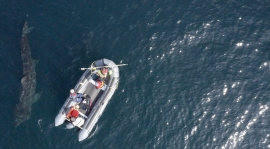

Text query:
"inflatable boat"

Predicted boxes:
[[55, 58, 126, 141]]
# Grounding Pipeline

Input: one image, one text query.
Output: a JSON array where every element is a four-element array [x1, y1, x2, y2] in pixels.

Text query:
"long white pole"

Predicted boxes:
[[80, 64, 128, 70]]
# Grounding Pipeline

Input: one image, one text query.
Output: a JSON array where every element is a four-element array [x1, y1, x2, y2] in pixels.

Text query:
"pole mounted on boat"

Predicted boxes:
[[80, 64, 128, 70]]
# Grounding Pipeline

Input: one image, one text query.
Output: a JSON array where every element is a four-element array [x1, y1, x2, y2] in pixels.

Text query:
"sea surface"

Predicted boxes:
[[1, 0, 270, 148]]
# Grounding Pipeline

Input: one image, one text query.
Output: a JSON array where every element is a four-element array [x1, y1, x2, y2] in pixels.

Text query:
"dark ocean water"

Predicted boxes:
[[1, 0, 270, 148]]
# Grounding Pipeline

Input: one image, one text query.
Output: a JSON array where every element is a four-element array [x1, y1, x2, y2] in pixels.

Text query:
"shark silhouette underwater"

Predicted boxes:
[[14, 21, 41, 127]]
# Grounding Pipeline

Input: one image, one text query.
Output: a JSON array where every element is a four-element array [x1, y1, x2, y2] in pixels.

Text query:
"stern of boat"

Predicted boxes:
[[78, 129, 88, 141], [55, 112, 66, 126]]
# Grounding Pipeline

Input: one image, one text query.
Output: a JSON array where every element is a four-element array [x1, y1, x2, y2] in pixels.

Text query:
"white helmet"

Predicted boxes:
[[70, 89, 75, 93]]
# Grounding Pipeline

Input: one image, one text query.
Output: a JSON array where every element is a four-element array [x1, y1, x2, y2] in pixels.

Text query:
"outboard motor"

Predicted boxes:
[[66, 117, 76, 129], [66, 123, 75, 129]]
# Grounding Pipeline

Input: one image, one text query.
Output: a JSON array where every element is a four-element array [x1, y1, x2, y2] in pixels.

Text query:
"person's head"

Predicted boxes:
[[102, 67, 108, 74], [74, 105, 79, 110], [70, 89, 75, 94]]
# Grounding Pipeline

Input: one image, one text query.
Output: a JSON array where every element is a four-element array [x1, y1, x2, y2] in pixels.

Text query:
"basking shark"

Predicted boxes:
[[14, 21, 40, 127]]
